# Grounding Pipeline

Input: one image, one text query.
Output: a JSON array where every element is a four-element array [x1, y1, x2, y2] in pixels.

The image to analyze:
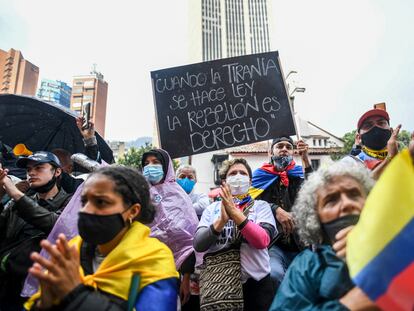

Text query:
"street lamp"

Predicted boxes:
[[289, 87, 306, 113], [289, 87, 306, 97], [285, 70, 298, 81]]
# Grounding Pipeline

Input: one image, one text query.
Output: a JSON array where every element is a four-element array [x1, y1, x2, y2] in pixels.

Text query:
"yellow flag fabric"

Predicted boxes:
[[347, 149, 414, 277], [25, 221, 178, 309], [347, 149, 414, 308]]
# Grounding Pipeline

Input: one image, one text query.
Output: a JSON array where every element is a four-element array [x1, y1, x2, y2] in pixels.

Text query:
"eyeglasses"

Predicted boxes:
[[274, 143, 293, 150]]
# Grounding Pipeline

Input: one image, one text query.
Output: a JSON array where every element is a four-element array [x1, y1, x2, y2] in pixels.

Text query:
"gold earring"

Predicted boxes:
[[128, 218, 133, 225]]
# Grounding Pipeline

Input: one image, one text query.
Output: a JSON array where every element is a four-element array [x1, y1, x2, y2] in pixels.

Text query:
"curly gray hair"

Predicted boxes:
[[293, 158, 375, 246]]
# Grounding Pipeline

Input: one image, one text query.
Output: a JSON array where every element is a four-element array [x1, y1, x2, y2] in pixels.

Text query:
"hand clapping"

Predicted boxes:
[[29, 234, 81, 308]]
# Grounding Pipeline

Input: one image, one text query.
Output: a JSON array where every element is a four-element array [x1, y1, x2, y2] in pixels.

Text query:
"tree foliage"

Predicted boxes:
[[117, 142, 180, 171], [331, 129, 413, 160], [117, 142, 153, 169]]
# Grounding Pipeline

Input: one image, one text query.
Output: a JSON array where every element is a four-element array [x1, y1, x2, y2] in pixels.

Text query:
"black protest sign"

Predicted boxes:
[[151, 51, 296, 159]]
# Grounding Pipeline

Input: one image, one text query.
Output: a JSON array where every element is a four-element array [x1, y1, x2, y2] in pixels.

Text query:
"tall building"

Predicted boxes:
[[189, 0, 272, 62], [0, 48, 39, 96], [70, 67, 108, 137], [185, 0, 344, 195], [37, 78, 72, 108]]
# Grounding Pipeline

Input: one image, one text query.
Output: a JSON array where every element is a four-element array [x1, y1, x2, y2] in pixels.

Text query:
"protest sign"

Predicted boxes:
[[151, 51, 296, 158]]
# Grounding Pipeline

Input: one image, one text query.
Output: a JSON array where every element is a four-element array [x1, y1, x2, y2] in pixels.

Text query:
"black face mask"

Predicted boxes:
[[78, 211, 127, 245], [321, 214, 360, 245], [30, 175, 57, 194], [361, 126, 391, 150]]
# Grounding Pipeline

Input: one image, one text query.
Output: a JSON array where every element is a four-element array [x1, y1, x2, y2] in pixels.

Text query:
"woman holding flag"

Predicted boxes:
[[194, 158, 276, 311]]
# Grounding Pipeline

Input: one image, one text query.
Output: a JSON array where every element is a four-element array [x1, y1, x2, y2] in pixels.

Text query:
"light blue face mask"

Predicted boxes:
[[177, 177, 196, 194], [143, 164, 164, 185]]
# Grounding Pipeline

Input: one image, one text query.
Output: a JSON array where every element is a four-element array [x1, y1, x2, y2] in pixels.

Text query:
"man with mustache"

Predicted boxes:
[[251, 136, 313, 291]]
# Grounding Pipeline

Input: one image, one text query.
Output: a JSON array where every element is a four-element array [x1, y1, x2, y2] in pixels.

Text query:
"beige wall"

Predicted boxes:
[[0, 48, 39, 96], [70, 75, 108, 137]]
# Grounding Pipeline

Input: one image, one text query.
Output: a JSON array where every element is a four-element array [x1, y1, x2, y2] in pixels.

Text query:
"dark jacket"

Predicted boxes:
[[257, 166, 313, 251], [269, 245, 353, 311], [0, 188, 72, 305]]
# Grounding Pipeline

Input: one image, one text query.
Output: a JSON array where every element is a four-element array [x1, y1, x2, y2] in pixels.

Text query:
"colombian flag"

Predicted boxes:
[[249, 162, 304, 199], [347, 149, 414, 311]]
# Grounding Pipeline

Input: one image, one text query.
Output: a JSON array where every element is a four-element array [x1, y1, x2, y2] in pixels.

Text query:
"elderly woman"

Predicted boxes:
[[269, 159, 381, 310], [194, 158, 276, 311], [176, 165, 210, 218]]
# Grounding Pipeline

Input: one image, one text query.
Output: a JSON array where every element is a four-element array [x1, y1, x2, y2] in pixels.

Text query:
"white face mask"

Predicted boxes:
[[226, 173, 250, 195]]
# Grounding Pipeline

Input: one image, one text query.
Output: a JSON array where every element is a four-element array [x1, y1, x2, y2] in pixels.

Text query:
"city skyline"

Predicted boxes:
[[1, 0, 413, 141]]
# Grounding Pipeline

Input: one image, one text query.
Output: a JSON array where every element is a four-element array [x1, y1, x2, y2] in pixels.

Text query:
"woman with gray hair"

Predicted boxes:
[[176, 165, 210, 218], [270, 158, 380, 311]]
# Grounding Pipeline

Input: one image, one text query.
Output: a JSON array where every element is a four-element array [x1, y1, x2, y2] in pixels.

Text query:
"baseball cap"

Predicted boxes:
[[357, 109, 390, 131], [16, 151, 61, 169]]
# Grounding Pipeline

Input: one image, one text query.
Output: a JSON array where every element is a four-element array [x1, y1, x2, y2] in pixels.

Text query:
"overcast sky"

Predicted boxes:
[[1, 0, 412, 141]]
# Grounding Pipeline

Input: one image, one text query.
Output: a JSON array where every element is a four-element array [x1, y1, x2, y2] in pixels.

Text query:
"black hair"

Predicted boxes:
[[141, 149, 170, 183], [219, 158, 252, 181], [89, 165, 155, 224], [270, 136, 294, 153]]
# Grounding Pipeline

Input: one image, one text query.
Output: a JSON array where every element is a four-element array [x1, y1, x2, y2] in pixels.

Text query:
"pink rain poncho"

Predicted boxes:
[[143, 149, 199, 269], [21, 183, 84, 297]]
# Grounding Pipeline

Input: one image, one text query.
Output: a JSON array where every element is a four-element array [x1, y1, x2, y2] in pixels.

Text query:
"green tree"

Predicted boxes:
[[117, 142, 180, 171], [117, 142, 153, 169], [331, 130, 356, 160], [398, 130, 412, 149], [331, 129, 413, 160]]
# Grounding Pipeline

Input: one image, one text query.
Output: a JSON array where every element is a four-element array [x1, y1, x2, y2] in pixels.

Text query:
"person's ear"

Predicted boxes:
[[55, 167, 62, 177], [356, 132, 362, 143], [128, 203, 141, 221]]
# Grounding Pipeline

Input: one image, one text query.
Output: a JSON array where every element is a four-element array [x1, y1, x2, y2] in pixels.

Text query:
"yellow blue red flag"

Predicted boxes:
[[347, 149, 414, 311]]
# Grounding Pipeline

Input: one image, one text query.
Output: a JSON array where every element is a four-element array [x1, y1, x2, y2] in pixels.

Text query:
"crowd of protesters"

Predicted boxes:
[[0, 106, 413, 311]]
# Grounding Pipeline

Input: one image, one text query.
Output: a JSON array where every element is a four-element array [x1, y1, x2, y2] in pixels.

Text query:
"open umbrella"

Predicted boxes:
[[0, 94, 114, 163]]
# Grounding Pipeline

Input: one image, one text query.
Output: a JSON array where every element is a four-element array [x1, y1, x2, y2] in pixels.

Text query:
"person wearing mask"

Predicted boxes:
[[270, 159, 379, 311], [0, 152, 72, 310], [194, 158, 276, 311], [141, 149, 199, 307], [24, 166, 178, 310], [250, 136, 312, 290], [176, 165, 210, 310], [355, 107, 401, 179], [176, 165, 210, 218]]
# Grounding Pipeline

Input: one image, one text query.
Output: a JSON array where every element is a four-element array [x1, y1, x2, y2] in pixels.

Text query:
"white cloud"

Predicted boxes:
[[1, 0, 413, 141]]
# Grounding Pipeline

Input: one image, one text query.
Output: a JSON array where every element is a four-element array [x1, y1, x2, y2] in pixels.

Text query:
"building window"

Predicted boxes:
[[313, 139, 316, 146], [72, 87, 83, 94], [311, 159, 320, 170], [74, 81, 84, 86], [84, 80, 94, 88]]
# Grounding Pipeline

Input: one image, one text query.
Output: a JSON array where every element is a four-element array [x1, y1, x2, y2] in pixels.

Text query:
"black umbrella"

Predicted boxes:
[[0, 94, 114, 163]]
